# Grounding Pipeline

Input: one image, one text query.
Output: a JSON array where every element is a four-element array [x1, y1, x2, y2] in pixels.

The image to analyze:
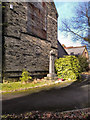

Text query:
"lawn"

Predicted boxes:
[[1, 79, 75, 94]]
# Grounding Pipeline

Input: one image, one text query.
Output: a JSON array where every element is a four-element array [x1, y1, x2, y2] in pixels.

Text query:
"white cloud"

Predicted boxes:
[[56, 2, 82, 47], [58, 31, 82, 47]]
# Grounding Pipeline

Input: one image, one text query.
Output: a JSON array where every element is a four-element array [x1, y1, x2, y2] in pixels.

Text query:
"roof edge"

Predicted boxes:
[[64, 45, 86, 49]]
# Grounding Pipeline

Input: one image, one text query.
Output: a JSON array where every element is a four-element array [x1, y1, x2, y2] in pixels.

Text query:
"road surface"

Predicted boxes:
[[2, 75, 90, 114]]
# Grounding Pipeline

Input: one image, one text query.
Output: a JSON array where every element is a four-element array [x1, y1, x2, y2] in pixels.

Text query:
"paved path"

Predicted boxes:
[[2, 75, 90, 114]]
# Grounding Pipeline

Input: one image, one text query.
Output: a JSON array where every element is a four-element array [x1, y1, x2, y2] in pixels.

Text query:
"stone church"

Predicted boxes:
[[2, 2, 58, 80]]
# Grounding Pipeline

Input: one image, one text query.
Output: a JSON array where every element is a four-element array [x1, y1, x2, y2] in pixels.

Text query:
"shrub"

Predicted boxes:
[[77, 55, 89, 72], [20, 69, 32, 83], [55, 55, 81, 80]]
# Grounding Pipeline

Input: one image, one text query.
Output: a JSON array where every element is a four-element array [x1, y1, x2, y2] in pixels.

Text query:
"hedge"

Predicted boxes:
[[55, 55, 81, 80]]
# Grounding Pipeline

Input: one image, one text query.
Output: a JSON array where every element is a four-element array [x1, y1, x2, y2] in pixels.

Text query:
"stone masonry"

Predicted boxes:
[[2, 2, 58, 80]]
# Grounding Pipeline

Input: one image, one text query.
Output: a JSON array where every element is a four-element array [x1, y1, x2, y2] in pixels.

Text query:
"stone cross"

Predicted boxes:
[[47, 50, 56, 78]]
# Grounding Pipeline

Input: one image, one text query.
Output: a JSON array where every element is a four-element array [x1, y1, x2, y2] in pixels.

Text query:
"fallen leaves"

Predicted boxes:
[[2, 108, 90, 120]]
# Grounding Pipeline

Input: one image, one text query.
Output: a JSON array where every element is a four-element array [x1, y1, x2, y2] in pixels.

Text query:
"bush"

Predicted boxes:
[[55, 55, 81, 80], [77, 55, 89, 72], [20, 69, 32, 83]]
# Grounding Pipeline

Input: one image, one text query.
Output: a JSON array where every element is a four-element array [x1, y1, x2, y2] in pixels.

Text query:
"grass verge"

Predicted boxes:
[[1, 79, 76, 94]]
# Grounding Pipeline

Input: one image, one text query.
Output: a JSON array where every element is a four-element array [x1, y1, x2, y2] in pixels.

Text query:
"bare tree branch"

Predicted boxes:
[[60, 2, 90, 43]]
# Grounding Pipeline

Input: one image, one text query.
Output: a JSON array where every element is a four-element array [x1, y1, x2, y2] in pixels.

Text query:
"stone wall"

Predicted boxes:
[[2, 2, 58, 79], [47, 2, 58, 48]]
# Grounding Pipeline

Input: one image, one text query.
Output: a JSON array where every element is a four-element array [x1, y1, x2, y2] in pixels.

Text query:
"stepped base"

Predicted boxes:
[[44, 73, 58, 80], [47, 73, 56, 78]]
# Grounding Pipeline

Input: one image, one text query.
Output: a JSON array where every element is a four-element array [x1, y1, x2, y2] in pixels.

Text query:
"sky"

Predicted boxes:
[[54, 1, 82, 47]]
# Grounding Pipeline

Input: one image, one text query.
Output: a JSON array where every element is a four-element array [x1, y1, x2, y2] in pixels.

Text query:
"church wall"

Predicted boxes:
[[2, 2, 58, 79]]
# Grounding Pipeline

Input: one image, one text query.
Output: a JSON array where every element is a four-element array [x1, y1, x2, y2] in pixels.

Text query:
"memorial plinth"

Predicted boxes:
[[47, 50, 57, 79]]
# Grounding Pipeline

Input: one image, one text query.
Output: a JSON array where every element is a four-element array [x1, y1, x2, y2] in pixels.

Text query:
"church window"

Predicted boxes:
[[27, 2, 47, 39]]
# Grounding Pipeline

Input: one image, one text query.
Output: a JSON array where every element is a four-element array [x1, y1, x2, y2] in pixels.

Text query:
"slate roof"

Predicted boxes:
[[64, 46, 86, 56]]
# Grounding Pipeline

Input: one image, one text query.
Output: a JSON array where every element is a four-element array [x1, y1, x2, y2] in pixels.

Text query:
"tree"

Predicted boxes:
[[77, 55, 89, 72], [60, 2, 90, 52]]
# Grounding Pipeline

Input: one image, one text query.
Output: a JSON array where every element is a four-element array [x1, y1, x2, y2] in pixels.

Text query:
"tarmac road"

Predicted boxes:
[[2, 75, 90, 114]]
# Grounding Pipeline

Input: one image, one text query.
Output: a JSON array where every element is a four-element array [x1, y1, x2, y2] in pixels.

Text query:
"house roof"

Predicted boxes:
[[64, 46, 86, 55]]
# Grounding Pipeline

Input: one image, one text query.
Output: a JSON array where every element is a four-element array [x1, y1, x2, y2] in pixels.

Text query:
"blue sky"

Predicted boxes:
[[54, 1, 82, 47]]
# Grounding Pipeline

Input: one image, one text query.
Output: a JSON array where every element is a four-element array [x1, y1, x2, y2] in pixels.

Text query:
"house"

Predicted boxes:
[[58, 41, 68, 58], [2, 2, 58, 80], [64, 45, 89, 59]]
